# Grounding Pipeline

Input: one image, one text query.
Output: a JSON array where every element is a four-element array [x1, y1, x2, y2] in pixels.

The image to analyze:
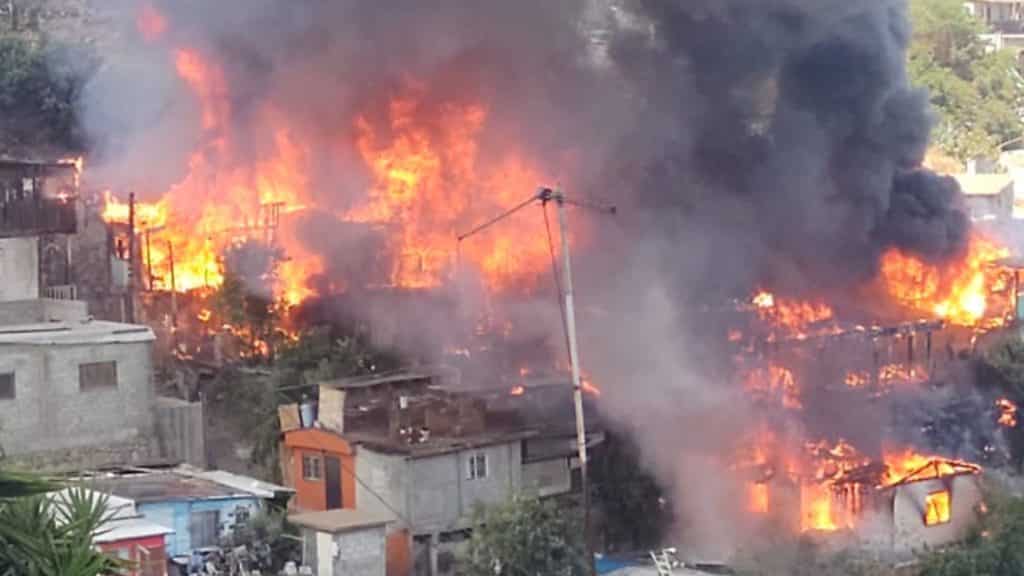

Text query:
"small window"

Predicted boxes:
[[79, 361, 117, 392], [0, 373, 14, 400], [466, 452, 488, 480], [302, 454, 322, 481], [189, 510, 220, 548]]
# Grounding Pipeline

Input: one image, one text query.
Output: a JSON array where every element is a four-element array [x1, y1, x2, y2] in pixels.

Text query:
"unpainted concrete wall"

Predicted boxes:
[[0, 339, 156, 467], [891, 475, 982, 554], [0, 237, 38, 301], [0, 298, 87, 325], [355, 447, 409, 525], [522, 458, 571, 497], [407, 442, 521, 534], [156, 396, 206, 468], [332, 526, 387, 576]]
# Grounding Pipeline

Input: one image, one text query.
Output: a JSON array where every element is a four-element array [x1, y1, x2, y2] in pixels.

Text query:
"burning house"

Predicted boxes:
[[47, 0, 1024, 566]]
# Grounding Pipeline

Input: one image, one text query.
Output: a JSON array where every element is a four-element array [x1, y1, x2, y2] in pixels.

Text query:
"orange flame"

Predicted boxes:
[[743, 364, 802, 410], [748, 482, 769, 514], [881, 448, 980, 486], [751, 290, 835, 339], [801, 483, 838, 532], [136, 3, 167, 42], [924, 490, 951, 525], [997, 397, 1018, 428], [102, 49, 562, 305], [349, 91, 555, 290], [509, 385, 525, 397], [877, 235, 1010, 326]]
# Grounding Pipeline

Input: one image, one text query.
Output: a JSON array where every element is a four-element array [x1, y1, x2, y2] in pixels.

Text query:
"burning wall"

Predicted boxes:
[[67, 0, 1021, 562]]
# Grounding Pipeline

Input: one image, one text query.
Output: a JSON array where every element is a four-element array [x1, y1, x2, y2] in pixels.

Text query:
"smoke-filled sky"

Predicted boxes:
[[78, 0, 974, 559], [83, 0, 968, 301]]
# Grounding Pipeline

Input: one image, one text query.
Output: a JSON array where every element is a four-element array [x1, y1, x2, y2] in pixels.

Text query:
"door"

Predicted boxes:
[[325, 455, 342, 509]]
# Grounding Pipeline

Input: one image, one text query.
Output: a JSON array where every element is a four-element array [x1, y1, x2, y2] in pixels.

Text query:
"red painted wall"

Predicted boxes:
[[100, 535, 167, 576]]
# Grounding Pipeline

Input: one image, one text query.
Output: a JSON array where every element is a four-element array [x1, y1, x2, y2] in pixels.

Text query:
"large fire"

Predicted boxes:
[[349, 91, 554, 291], [877, 235, 1010, 327], [751, 291, 836, 340], [101, 13, 565, 307]]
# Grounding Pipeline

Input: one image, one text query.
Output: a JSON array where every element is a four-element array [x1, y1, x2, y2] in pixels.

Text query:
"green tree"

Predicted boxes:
[[459, 495, 586, 576], [977, 336, 1024, 471], [908, 0, 1024, 161], [0, 487, 122, 576], [0, 32, 95, 151], [593, 432, 672, 552]]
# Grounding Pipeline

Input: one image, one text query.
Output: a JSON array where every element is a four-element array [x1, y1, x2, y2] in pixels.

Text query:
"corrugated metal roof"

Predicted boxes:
[[96, 516, 175, 543], [184, 469, 293, 499]]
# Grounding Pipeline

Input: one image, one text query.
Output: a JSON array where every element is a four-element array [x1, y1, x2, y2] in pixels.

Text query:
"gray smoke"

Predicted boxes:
[[76, 0, 973, 560]]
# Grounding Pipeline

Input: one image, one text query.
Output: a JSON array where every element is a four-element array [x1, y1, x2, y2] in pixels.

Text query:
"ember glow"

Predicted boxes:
[[878, 235, 1010, 327], [750, 290, 835, 340], [743, 364, 802, 410], [997, 398, 1018, 428]]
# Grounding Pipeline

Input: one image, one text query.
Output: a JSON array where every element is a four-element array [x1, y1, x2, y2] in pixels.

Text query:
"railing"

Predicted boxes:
[[43, 284, 77, 301], [0, 197, 77, 237]]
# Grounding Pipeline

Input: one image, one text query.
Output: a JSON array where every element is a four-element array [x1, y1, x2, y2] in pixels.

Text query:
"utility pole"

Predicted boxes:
[[552, 189, 595, 576], [126, 192, 136, 324], [458, 187, 614, 576], [169, 240, 178, 330]]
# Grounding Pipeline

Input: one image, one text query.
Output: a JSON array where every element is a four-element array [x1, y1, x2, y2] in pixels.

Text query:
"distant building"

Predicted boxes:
[[965, 1, 1024, 53], [953, 172, 1015, 221], [84, 465, 293, 558], [280, 371, 603, 576], [290, 508, 391, 576]]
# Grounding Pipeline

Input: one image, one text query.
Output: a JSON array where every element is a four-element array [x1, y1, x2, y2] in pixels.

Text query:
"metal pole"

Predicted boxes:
[[145, 229, 153, 291], [554, 190, 594, 576], [127, 192, 136, 324], [169, 240, 178, 330]]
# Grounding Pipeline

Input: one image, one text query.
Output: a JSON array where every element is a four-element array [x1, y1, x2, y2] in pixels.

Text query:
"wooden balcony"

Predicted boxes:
[[0, 197, 76, 237]]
